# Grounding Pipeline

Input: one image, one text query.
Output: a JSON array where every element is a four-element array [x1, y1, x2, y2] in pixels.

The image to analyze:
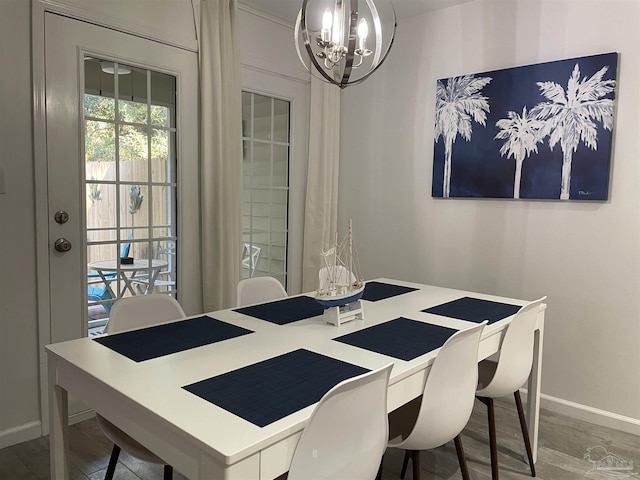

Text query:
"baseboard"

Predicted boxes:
[[0, 421, 42, 449], [521, 390, 640, 436], [69, 409, 96, 425], [0, 410, 95, 449]]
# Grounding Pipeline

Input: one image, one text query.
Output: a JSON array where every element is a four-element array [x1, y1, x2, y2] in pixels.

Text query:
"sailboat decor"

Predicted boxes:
[[314, 220, 365, 326]]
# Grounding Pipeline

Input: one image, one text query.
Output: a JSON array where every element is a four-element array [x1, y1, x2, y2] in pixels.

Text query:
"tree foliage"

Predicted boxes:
[[84, 94, 169, 162]]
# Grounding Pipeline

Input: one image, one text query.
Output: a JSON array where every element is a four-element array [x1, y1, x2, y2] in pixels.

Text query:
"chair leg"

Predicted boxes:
[[400, 450, 421, 480], [454, 435, 471, 480], [104, 444, 120, 480], [411, 450, 421, 480], [514, 391, 536, 477], [479, 396, 499, 480], [164, 464, 173, 480], [400, 450, 410, 479]]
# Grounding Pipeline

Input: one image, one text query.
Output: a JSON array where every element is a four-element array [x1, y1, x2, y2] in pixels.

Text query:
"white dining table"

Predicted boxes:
[[47, 278, 545, 480]]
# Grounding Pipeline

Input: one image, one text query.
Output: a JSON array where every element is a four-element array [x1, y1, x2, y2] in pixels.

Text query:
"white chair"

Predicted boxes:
[[387, 321, 487, 480], [97, 294, 186, 480], [288, 364, 394, 480], [236, 276, 287, 307], [476, 297, 546, 480]]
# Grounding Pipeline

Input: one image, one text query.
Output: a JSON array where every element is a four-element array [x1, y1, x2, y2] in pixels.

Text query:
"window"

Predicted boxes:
[[241, 92, 290, 287], [84, 57, 177, 329]]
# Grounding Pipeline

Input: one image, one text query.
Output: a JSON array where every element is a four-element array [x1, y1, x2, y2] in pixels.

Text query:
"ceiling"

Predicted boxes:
[[238, 0, 475, 25]]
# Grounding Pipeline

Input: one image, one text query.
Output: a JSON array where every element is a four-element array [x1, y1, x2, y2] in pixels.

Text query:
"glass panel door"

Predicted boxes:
[[84, 57, 177, 331], [241, 92, 290, 287]]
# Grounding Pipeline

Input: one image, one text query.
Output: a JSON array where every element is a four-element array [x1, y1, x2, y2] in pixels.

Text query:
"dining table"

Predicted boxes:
[[47, 278, 546, 480]]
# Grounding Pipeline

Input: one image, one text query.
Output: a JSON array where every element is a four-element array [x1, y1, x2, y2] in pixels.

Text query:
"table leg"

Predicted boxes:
[[147, 267, 162, 294], [48, 358, 69, 479], [119, 271, 138, 297], [526, 321, 544, 463]]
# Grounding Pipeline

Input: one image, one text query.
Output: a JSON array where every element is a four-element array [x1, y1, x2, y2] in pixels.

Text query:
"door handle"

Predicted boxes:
[[54, 238, 72, 253]]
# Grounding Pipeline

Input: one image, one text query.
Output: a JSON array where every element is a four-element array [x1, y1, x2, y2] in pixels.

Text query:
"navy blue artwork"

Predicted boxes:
[[432, 52, 618, 201]]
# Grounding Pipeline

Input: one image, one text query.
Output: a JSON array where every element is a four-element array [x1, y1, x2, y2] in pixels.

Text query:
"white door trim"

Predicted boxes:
[[37, 0, 198, 52]]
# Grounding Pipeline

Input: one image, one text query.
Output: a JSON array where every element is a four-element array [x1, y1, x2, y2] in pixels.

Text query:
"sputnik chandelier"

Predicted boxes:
[[295, 0, 396, 88]]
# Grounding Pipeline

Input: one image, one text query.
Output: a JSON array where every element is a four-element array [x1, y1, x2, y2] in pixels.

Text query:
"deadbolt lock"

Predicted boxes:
[[54, 210, 69, 224]]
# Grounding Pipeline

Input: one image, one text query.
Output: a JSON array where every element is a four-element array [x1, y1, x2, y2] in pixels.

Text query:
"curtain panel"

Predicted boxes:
[[199, 0, 243, 310], [301, 75, 341, 292]]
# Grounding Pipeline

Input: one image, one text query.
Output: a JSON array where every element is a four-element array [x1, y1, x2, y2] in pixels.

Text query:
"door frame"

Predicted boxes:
[[32, 1, 201, 435]]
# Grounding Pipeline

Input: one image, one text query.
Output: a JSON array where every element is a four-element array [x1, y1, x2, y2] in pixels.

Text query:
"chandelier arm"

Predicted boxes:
[[294, 8, 311, 74], [364, 0, 383, 67], [300, 1, 341, 86], [343, 15, 396, 87], [340, 6, 359, 88]]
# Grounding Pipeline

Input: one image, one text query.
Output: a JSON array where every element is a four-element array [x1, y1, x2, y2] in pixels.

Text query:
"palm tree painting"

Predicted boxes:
[[432, 52, 618, 200], [495, 107, 545, 199], [434, 74, 492, 197], [531, 63, 616, 200]]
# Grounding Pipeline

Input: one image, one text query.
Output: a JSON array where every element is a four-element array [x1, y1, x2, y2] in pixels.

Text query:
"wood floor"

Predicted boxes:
[[2, 398, 638, 480]]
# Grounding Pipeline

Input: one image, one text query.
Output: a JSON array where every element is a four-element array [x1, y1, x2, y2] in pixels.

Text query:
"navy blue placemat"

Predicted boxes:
[[94, 316, 253, 362], [422, 297, 521, 324], [334, 317, 457, 361], [361, 281, 419, 302], [233, 295, 324, 325], [183, 349, 369, 427]]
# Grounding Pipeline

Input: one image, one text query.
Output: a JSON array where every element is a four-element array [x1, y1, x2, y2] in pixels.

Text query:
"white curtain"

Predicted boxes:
[[301, 75, 341, 292], [198, 0, 243, 310]]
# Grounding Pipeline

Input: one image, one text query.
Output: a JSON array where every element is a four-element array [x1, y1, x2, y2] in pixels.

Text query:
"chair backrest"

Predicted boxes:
[[399, 321, 487, 451], [242, 243, 261, 277], [288, 363, 393, 480], [236, 276, 287, 307], [106, 294, 186, 333], [476, 296, 546, 398], [318, 265, 355, 291], [120, 240, 131, 258]]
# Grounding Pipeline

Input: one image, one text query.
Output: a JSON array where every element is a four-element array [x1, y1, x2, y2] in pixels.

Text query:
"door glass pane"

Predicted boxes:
[[86, 183, 116, 230], [273, 145, 288, 187], [253, 94, 272, 140], [84, 95, 115, 121], [85, 121, 116, 181], [84, 55, 178, 333], [273, 99, 289, 143], [121, 184, 149, 233], [151, 71, 175, 127], [119, 125, 149, 183], [151, 129, 171, 183], [241, 91, 290, 286]]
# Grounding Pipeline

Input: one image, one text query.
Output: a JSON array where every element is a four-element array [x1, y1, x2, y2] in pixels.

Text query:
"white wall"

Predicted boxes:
[[0, 1, 42, 446], [339, 0, 640, 431]]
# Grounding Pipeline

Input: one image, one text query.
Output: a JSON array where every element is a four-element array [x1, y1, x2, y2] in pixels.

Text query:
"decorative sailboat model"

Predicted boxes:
[[314, 220, 365, 326]]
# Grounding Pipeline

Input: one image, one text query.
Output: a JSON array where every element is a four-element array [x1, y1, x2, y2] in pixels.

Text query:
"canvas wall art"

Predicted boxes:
[[432, 52, 618, 200]]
